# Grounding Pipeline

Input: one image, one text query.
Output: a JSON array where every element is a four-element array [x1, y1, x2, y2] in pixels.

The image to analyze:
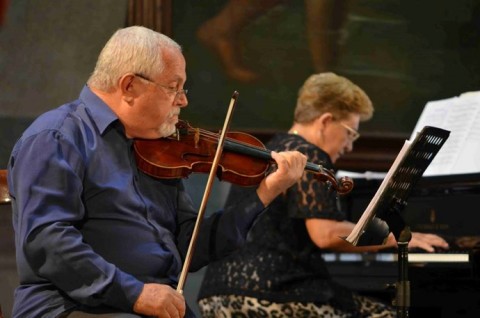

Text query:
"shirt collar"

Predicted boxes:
[[79, 85, 119, 135]]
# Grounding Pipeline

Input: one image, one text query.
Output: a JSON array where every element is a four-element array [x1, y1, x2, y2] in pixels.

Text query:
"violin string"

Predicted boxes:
[[193, 127, 271, 154], [189, 128, 327, 172]]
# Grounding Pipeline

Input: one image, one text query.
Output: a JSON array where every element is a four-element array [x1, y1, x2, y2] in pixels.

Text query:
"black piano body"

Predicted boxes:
[[344, 173, 480, 238], [335, 173, 480, 317]]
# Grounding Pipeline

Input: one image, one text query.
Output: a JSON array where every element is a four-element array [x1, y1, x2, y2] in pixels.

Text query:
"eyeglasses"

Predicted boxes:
[[134, 73, 188, 100], [339, 122, 360, 142]]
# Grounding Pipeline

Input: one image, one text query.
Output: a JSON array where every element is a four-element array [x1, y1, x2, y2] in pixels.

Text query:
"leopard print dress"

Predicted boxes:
[[199, 294, 394, 317]]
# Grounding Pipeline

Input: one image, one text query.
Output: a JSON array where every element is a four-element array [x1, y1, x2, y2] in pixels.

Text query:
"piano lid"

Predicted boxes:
[[342, 172, 480, 238], [342, 172, 480, 197], [413, 172, 480, 195]]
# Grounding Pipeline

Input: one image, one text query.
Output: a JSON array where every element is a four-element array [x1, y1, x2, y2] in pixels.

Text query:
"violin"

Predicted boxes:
[[133, 120, 353, 194]]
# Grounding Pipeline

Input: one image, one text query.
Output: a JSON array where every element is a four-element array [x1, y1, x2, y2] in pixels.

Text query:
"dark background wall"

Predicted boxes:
[[0, 0, 129, 166]]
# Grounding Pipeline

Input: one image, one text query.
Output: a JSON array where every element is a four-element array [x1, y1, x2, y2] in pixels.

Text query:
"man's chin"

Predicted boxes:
[[158, 124, 177, 138]]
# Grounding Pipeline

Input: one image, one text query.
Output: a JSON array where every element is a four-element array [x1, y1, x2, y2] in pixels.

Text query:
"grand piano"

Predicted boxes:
[[331, 172, 480, 317]]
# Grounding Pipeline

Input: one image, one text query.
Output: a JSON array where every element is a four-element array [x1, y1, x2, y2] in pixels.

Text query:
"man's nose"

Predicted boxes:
[[176, 94, 188, 107]]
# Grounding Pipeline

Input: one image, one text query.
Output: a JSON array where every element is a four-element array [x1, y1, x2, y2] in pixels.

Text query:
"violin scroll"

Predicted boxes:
[[310, 166, 354, 195], [336, 176, 354, 194]]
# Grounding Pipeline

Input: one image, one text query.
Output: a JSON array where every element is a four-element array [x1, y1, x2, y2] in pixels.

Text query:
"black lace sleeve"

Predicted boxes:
[[266, 133, 347, 221]]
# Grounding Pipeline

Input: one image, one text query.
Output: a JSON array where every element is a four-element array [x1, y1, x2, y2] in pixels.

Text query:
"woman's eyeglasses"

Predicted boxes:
[[339, 122, 360, 142]]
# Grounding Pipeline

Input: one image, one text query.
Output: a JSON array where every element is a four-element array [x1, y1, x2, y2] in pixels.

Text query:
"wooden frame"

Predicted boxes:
[[127, 0, 172, 35]]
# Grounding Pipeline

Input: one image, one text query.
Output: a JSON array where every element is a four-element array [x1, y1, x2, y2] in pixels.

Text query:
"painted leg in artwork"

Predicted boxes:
[[196, 0, 283, 83]]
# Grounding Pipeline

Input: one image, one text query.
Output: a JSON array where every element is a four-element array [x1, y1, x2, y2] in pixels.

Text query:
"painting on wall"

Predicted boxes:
[[171, 0, 480, 136]]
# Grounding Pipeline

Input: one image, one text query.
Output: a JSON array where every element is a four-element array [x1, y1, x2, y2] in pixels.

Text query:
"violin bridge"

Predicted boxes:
[[194, 128, 200, 148]]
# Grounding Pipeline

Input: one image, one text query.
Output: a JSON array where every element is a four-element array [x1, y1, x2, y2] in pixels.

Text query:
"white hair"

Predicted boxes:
[[87, 26, 182, 91]]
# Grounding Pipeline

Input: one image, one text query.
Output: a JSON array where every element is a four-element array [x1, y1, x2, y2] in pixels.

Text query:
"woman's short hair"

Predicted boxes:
[[294, 72, 374, 123]]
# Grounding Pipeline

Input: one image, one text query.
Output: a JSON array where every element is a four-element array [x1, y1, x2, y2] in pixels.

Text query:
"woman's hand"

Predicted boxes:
[[256, 150, 307, 206]]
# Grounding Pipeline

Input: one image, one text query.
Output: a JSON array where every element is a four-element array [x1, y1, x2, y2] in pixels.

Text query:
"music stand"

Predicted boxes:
[[346, 126, 450, 317]]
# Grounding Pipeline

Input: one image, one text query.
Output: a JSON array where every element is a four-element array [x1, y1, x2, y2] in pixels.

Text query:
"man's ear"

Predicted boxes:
[[119, 74, 137, 104]]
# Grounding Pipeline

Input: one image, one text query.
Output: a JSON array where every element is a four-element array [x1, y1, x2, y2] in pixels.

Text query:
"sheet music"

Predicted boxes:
[[345, 126, 450, 246], [411, 92, 480, 176], [345, 140, 412, 245]]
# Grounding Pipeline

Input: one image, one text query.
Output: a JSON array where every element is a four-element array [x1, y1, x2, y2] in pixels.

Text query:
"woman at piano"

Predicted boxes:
[[197, 72, 449, 317]]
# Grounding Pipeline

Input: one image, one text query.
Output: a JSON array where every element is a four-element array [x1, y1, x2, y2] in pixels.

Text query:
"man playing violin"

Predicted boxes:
[[6, 26, 307, 318]]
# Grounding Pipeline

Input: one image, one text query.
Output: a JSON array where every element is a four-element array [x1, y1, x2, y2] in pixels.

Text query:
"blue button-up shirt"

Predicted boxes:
[[8, 86, 266, 317]]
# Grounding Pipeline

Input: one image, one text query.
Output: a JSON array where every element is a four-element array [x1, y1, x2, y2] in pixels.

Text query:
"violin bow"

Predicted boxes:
[[176, 91, 239, 294]]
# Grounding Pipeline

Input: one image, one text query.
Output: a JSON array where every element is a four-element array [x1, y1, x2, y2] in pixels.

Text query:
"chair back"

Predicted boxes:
[[0, 170, 10, 205], [0, 169, 14, 318]]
